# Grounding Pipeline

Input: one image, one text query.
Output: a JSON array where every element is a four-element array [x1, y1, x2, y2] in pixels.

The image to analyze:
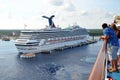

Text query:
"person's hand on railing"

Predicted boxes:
[[99, 36, 104, 40], [99, 35, 109, 41]]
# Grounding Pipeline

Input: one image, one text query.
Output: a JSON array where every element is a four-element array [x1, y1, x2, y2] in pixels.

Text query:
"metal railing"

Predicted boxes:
[[88, 40, 107, 80]]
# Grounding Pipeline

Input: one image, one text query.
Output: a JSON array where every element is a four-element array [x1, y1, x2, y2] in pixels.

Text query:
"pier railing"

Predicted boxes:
[[88, 40, 107, 80]]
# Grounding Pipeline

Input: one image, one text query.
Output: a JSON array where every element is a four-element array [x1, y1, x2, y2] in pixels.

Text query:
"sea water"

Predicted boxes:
[[0, 39, 102, 80]]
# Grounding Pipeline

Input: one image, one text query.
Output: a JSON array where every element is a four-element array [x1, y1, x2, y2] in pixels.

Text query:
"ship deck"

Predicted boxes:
[[88, 40, 120, 80], [107, 61, 120, 80], [107, 70, 120, 80]]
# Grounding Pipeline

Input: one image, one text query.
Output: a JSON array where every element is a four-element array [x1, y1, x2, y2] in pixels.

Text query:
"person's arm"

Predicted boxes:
[[99, 27, 110, 40], [99, 35, 109, 40]]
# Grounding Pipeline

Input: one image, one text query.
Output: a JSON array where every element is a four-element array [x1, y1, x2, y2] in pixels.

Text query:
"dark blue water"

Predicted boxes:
[[0, 39, 102, 80]]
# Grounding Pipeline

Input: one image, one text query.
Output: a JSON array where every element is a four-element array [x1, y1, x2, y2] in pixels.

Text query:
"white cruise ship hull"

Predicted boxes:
[[16, 35, 89, 54]]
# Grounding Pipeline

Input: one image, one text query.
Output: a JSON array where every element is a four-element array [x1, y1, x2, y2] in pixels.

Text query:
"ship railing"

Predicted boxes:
[[88, 40, 107, 80]]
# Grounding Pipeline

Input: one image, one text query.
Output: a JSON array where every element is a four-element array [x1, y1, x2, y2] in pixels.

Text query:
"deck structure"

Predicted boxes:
[[88, 40, 120, 80]]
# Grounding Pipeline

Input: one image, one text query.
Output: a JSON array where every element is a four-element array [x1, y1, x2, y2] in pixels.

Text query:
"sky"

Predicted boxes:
[[0, 0, 120, 29]]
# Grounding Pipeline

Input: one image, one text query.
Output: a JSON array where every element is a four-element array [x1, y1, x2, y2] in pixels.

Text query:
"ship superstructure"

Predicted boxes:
[[15, 15, 89, 54]]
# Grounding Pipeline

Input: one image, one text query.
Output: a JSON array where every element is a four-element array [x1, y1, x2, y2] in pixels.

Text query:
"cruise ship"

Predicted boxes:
[[15, 15, 89, 54]]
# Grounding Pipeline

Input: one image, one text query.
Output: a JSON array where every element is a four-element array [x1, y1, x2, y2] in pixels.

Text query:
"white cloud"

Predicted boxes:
[[46, 0, 76, 12], [52, 9, 115, 29], [61, 3, 75, 11], [0, 0, 119, 29], [80, 10, 89, 16], [48, 0, 63, 6], [0, 1, 7, 8], [60, 0, 76, 12]]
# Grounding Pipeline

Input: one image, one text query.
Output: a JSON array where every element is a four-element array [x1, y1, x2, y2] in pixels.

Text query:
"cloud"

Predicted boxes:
[[79, 11, 89, 16], [60, 1, 76, 11], [54, 9, 115, 29], [0, 1, 7, 8], [91, 9, 113, 17], [0, 0, 117, 29], [47, 0, 76, 12], [48, 0, 63, 6]]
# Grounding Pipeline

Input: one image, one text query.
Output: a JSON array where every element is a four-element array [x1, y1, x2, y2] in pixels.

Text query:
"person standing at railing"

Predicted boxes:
[[110, 23, 120, 69], [99, 23, 119, 72]]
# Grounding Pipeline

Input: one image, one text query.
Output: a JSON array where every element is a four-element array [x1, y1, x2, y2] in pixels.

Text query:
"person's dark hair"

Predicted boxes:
[[110, 23, 118, 32], [102, 23, 108, 29]]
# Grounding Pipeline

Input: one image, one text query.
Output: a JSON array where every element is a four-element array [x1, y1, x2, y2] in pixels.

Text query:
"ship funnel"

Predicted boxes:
[[42, 15, 56, 28]]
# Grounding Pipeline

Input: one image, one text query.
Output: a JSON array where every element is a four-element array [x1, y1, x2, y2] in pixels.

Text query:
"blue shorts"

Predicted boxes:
[[108, 46, 118, 60], [117, 48, 120, 55]]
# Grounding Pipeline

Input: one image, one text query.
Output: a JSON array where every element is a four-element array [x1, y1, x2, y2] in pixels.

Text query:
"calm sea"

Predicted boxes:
[[0, 39, 102, 80]]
